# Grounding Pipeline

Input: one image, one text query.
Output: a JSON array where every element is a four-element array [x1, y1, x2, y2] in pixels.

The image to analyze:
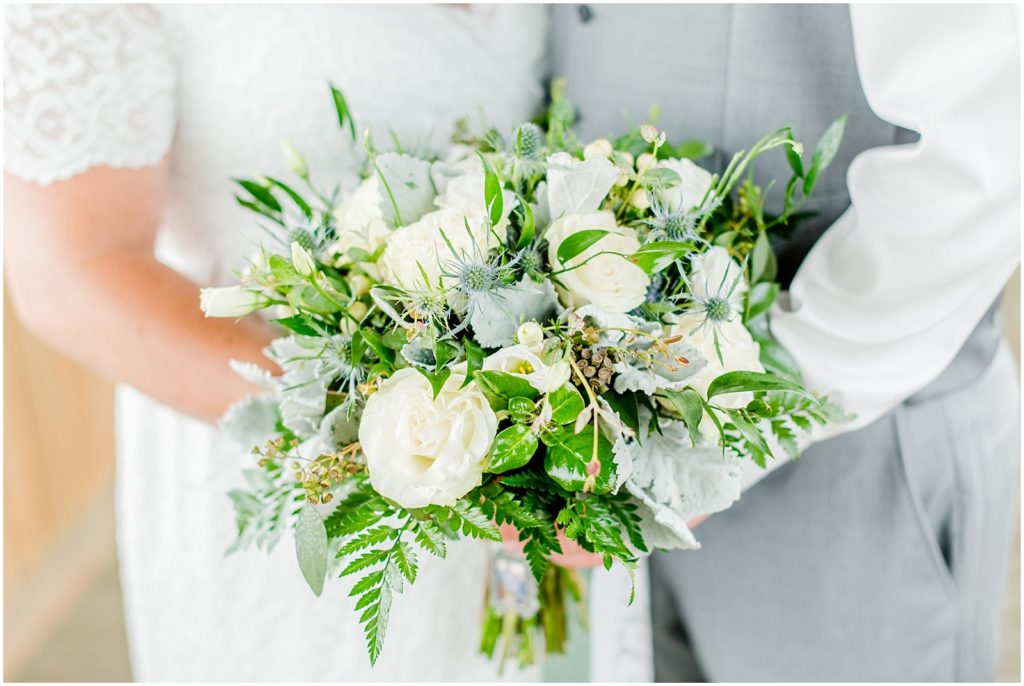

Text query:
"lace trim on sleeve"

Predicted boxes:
[[4, 4, 176, 185]]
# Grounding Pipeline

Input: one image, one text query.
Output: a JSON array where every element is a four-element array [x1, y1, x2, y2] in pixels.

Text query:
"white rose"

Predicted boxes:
[[657, 158, 714, 213], [359, 368, 497, 508], [545, 211, 650, 314], [668, 312, 764, 441], [330, 176, 390, 277], [435, 171, 514, 240], [200, 286, 270, 318], [380, 208, 494, 288], [483, 344, 571, 394]]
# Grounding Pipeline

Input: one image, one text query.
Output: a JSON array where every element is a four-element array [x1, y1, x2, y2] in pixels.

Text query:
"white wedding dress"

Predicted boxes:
[[4, 4, 651, 681]]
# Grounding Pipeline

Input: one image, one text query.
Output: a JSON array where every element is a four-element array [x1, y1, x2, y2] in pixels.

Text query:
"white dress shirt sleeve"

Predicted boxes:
[[739, 5, 1021, 491]]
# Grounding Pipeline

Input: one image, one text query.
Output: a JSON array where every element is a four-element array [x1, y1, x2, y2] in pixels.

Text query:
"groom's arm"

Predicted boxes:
[[740, 5, 1021, 491]]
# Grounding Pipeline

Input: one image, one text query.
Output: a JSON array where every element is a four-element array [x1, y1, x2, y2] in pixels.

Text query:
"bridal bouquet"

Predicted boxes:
[[205, 80, 847, 668]]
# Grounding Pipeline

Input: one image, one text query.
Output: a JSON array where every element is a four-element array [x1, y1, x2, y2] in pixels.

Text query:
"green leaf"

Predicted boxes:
[[359, 329, 396, 366], [478, 153, 503, 228], [461, 337, 485, 388], [432, 339, 458, 372], [725, 408, 773, 464], [350, 329, 367, 367], [601, 390, 640, 436], [543, 427, 616, 493], [642, 167, 681, 190], [507, 396, 537, 423], [486, 424, 540, 474], [662, 388, 704, 447], [803, 113, 847, 196], [556, 229, 610, 265], [337, 525, 394, 557], [746, 281, 779, 321], [234, 178, 282, 213], [294, 502, 328, 597], [415, 366, 451, 400], [707, 371, 816, 401], [272, 314, 320, 337], [627, 241, 696, 275], [472, 370, 540, 409], [394, 541, 418, 584], [674, 139, 714, 160], [268, 254, 304, 285], [264, 176, 313, 217], [547, 384, 585, 425], [515, 196, 536, 249], [329, 83, 357, 141], [449, 500, 502, 541], [745, 399, 773, 418], [750, 231, 777, 284], [783, 127, 804, 178], [412, 520, 448, 558]]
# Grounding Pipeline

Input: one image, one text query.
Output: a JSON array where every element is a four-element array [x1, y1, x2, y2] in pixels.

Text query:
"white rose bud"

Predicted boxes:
[[483, 345, 572, 394], [200, 286, 269, 318], [544, 211, 650, 314], [281, 140, 308, 179], [583, 138, 613, 160], [516, 321, 545, 348], [640, 124, 659, 143], [291, 241, 316, 277], [359, 369, 497, 508], [636, 152, 657, 173]]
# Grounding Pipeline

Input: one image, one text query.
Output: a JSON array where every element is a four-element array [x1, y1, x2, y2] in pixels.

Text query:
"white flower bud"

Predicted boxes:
[[636, 152, 657, 173], [630, 189, 651, 210], [281, 140, 308, 179], [349, 274, 372, 297], [291, 241, 316, 277], [516, 321, 545, 347], [348, 301, 368, 321], [640, 124, 659, 143], [583, 138, 613, 160], [200, 286, 269, 318]]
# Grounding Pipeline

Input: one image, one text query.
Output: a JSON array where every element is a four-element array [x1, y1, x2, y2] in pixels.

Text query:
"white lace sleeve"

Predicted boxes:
[[4, 4, 176, 185]]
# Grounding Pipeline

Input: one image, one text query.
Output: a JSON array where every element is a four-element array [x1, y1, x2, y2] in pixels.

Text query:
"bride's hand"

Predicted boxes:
[[499, 523, 605, 569]]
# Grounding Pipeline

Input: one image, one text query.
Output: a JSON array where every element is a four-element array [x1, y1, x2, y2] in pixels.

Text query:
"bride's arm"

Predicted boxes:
[[5, 161, 278, 423]]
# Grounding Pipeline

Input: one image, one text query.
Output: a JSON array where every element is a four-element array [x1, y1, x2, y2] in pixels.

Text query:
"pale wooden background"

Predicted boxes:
[[4, 272, 1021, 681]]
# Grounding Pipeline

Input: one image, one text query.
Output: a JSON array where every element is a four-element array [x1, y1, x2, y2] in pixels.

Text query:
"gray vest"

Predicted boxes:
[[549, 3, 1002, 398]]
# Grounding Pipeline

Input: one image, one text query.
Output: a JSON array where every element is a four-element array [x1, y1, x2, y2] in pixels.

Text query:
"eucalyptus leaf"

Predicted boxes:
[[295, 502, 328, 597]]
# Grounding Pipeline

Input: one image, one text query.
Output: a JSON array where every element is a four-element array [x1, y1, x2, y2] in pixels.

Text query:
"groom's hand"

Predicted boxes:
[[499, 524, 603, 568]]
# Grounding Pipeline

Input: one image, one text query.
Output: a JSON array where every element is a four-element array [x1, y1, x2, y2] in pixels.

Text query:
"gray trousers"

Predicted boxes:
[[651, 316, 1020, 681]]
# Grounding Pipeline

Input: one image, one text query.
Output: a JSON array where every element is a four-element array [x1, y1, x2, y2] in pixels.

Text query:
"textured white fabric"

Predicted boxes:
[[3, 4, 176, 184], [742, 5, 1022, 490], [4, 4, 614, 681]]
